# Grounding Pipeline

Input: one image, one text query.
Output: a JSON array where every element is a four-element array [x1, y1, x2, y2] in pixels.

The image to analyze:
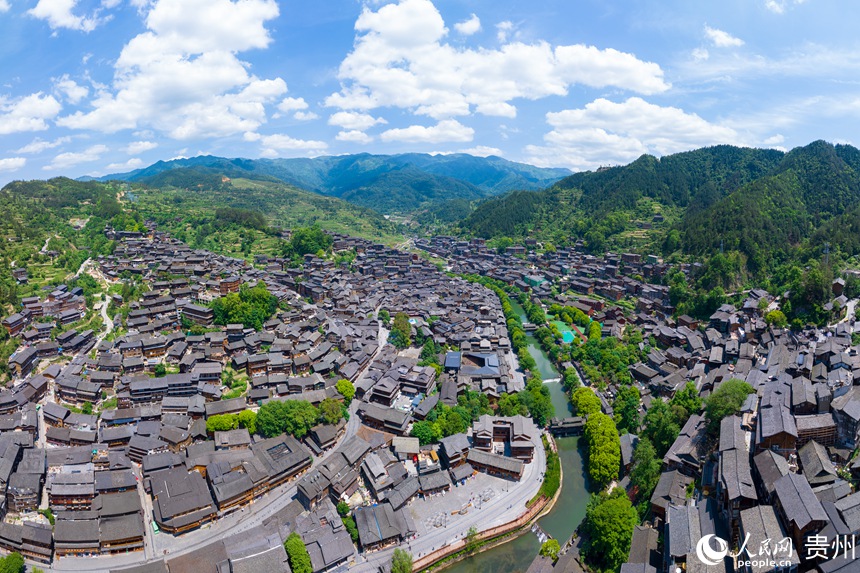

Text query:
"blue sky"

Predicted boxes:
[[0, 0, 857, 184]]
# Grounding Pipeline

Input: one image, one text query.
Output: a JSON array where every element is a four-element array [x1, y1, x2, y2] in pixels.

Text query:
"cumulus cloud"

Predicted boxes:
[[458, 145, 503, 157], [58, 0, 291, 140], [0, 158, 26, 172], [454, 14, 480, 35], [496, 20, 513, 42], [336, 130, 373, 144], [293, 111, 319, 121], [44, 144, 108, 170], [124, 140, 158, 154], [277, 97, 308, 112], [525, 97, 745, 170], [326, 0, 668, 120], [105, 158, 144, 171], [0, 1, 9, 13], [16, 136, 71, 154], [380, 119, 474, 143], [765, 0, 807, 13], [0, 92, 62, 135], [55, 75, 89, 104], [328, 111, 386, 131], [255, 134, 328, 158], [704, 26, 744, 48], [28, 0, 108, 32]]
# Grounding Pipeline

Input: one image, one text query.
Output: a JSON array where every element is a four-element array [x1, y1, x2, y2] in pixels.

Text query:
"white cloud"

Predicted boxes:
[[765, 0, 807, 14], [692, 48, 709, 61], [293, 111, 319, 121], [28, 0, 107, 32], [124, 140, 158, 154], [704, 26, 744, 48], [257, 134, 328, 158], [277, 97, 308, 112], [458, 145, 503, 157], [58, 0, 288, 140], [328, 111, 386, 131], [16, 136, 71, 154], [524, 97, 745, 170], [0, 158, 26, 172], [0, 92, 62, 135], [327, 0, 668, 121], [55, 75, 89, 104], [764, 134, 785, 145], [496, 20, 513, 43], [0, 1, 9, 13], [454, 14, 480, 36], [336, 130, 373, 144], [105, 158, 144, 171], [380, 119, 474, 143], [44, 144, 108, 170]]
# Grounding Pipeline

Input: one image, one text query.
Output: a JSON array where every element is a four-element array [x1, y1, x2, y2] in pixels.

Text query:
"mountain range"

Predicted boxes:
[[95, 153, 571, 213], [459, 140, 860, 276]]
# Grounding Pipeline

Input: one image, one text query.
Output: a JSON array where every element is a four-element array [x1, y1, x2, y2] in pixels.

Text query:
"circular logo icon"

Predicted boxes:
[[696, 534, 729, 566]]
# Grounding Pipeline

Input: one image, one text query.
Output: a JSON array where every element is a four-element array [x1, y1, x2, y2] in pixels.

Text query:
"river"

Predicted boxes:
[[440, 300, 589, 573]]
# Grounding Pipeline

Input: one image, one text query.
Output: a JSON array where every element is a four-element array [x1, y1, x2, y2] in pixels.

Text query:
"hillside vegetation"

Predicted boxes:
[[97, 153, 570, 213]]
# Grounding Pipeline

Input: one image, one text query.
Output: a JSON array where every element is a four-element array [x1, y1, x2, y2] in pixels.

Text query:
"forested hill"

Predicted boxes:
[[459, 140, 860, 276], [95, 153, 570, 213]]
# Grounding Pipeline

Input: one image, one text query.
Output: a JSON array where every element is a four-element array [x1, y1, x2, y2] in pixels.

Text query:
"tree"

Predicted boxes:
[[498, 393, 528, 417], [378, 308, 390, 325], [464, 526, 480, 553], [669, 381, 702, 425], [284, 532, 312, 573], [410, 420, 439, 445], [237, 410, 257, 436], [391, 548, 413, 573], [540, 539, 561, 561], [343, 515, 359, 543], [257, 400, 320, 438], [571, 387, 601, 417], [319, 397, 344, 425], [588, 321, 602, 341], [581, 489, 637, 573], [641, 398, 680, 458], [207, 413, 238, 433], [705, 378, 754, 433], [81, 401, 93, 415], [629, 438, 661, 501], [336, 378, 355, 405], [584, 412, 621, 490], [0, 552, 24, 573], [389, 312, 412, 348], [613, 385, 640, 434], [562, 367, 580, 390], [765, 309, 788, 328], [336, 501, 350, 517], [153, 363, 166, 377]]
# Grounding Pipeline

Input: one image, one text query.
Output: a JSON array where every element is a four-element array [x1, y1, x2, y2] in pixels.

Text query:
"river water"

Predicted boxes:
[[440, 301, 588, 573]]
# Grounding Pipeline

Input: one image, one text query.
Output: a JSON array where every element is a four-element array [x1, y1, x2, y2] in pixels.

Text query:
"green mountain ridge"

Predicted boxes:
[[93, 153, 571, 213], [458, 140, 860, 278]]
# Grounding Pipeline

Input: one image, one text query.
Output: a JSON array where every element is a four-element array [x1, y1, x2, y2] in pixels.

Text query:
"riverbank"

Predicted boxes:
[[416, 433, 564, 573]]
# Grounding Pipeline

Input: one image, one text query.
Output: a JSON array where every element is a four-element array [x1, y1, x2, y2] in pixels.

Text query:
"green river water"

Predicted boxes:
[[439, 301, 588, 573]]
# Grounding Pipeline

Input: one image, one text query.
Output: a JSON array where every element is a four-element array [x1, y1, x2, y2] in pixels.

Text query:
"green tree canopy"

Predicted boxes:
[[319, 397, 344, 425], [705, 378, 754, 433], [237, 410, 257, 436], [613, 385, 640, 434], [765, 309, 788, 328], [540, 539, 561, 560], [629, 437, 661, 502], [210, 283, 278, 330], [336, 378, 355, 404], [581, 489, 638, 572], [389, 312, 412, 348], [206, 413, 238, 433], [284, 532, 312, 573], [669, 381, 702, 425], [571, 387, 602, 417], [584, 412, 621, 490], [391, 548, 413, 573], [641, 398, 680, 458], [0, 552, 25, 573], [257, 399, 320, 438]]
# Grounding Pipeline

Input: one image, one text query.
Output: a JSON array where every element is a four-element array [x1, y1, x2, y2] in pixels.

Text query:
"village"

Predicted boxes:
[[0, 223, 856, 573]]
